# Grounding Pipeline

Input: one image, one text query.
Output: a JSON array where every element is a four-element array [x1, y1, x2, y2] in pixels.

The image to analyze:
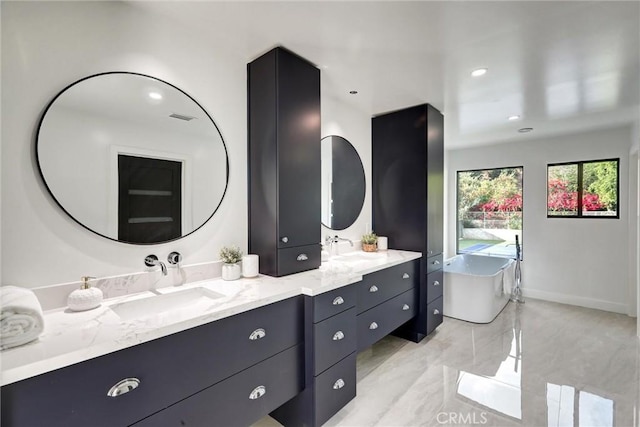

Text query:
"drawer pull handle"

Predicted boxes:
[[433, 309, 440, 315], [297, 253, 308, 261], [369, 321, 378, 330], [402, 304, 410, 311], [249, 328, 266, 340], [107, 378, 140, 397], [333, 378, 345, 390], [433, 280, 440, 286], [281, 237, 289, 243], [369, 285, 379, 293], [433, 260, 440, 265], [333, 331, 345, 341], [332, 296, 344, 305], [249, 385, 266, 400], [402, 273, 410, 279]]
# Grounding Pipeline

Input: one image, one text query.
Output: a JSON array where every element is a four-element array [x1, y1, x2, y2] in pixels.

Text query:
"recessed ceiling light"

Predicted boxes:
[[518, 127, 533, 133], [508, 115, 521, 121], [349, 90, 358, 95], [471, 68, 488, 77], [148, 92, 163, 100]]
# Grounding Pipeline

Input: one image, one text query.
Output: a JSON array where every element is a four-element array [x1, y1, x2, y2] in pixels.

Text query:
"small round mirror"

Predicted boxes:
[[321, 135, 365, 230]]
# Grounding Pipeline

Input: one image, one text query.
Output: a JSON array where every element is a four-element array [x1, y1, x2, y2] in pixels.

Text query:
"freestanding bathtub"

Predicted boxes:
[[443, 254, 515, 323]]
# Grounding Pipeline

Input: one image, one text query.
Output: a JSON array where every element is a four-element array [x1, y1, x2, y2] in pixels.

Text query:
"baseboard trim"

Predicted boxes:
[[519, 288, 629, 315]]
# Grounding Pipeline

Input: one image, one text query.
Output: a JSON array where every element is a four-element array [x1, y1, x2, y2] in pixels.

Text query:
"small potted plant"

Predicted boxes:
[[361, 232, 378, 252], [219, 245, 243, 280]]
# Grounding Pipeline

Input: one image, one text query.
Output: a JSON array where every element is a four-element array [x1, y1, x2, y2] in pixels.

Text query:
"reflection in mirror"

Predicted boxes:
[[321, 135, 365, 230], [37, 72, 228, 244]]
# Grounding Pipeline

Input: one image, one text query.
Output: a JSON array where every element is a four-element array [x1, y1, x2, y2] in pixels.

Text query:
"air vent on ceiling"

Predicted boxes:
[[169, 113, 197, 121]]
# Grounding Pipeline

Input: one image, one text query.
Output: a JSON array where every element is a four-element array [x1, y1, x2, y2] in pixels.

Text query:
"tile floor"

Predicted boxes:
[[257, 299, 639, 426]]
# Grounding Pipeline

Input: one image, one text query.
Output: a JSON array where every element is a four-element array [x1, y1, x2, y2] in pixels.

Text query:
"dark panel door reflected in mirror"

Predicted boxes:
[[118, 155, 182, 243], [321, 135, 365, 230]]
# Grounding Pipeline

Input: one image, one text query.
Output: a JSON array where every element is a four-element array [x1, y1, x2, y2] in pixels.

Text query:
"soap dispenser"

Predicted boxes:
[[67, 276, 103, 311]]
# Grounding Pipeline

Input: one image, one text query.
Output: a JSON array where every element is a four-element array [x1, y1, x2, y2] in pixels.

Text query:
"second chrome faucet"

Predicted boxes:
[[325, 235, 353, 256]]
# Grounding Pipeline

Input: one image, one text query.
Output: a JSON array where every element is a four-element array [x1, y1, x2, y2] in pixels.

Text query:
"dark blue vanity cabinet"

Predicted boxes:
[[273, 259, 419, 426], [272, 285, 358, 427], [372, 104, 444, 342], [1, 297, 304, 427], [248, 47, 321, 277], [356, 260, 419, 351]]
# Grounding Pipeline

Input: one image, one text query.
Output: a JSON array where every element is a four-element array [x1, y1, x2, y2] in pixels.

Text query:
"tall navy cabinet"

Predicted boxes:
[[372, 104, 444, 342], [248, 47, 321, 276]]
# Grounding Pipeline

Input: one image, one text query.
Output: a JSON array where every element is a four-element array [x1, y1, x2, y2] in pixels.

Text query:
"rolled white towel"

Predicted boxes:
[[1, 286, 44, 350]]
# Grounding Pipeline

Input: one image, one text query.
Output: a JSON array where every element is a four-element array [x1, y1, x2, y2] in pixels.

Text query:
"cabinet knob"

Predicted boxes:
[[369, 321, 378, 330], [249, 385, 266, 400], [332, 296, 344, 306], [429, 250, 434, 255], [433, 260, 440, 265], [402, 273, 410, 279], [402, 304, 410, 311], [281, 237, 289, 243], [107, 378, 140, 397], [433, 309, 440, 315], [433, 280, 440, 286], [333, 378, 345, 390], [369, 285, 379, 293], [333, 331, 345, 341], [296, 253, 308, 261], [249, 328, 266, 340]]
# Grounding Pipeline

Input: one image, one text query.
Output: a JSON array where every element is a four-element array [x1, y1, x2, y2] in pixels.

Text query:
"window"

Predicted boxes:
[[547, 159, 619, 218], [457, 167, 523, 258]]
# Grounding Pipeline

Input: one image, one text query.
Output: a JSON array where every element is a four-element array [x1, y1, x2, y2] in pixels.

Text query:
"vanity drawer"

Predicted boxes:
[[426, 254, 443, 274], [313, 284, 356, 323], [357, 288, 417, 351], [277, 244, 321, 276], [134, 344, 303, 427], [1, 296, 302, 427], [313, 352, 357, 427], [313, 307, 357, 375], [357, 259, 418, 314], [426, 296, 443, 335], [426, 269, 443, 304]]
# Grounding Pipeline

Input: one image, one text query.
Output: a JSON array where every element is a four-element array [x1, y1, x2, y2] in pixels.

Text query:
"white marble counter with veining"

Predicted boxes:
[[0, 249, 420, 386]]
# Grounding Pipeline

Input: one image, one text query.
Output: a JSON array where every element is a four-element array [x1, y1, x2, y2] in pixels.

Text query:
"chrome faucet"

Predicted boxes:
[[145, 254, 167, 276], [325, 235, 354, 256]]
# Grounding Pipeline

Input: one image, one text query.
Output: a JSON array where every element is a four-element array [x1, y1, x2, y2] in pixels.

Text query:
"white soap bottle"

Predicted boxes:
[[67, 276, 103, 311]]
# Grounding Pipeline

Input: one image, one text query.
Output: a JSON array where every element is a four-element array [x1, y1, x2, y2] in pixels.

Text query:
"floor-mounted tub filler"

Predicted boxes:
[[510, 235, 524, 303], [443, 254, 515, 323]]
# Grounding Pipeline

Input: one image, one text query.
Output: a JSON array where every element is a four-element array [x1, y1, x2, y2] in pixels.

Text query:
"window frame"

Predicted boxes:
[[546, 158, 620, 219], [456, 165, 524, 257]]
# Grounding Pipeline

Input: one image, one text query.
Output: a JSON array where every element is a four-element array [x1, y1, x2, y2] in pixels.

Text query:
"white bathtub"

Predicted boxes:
[[443, 254, 514, 323]]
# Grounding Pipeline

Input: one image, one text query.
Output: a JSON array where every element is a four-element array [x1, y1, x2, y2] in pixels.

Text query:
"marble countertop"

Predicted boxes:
[[1, 249, 420, 386]]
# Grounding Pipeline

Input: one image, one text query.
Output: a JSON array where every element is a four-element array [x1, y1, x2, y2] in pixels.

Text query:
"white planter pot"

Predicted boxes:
[[222, 263, 241, 281]]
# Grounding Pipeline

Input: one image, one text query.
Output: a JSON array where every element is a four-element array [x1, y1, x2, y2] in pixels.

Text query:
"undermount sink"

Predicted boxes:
[[110, 287, 225, 321], [330, 251, 386, 263]]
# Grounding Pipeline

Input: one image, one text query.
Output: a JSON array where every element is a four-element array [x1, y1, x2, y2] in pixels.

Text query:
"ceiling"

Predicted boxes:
[[131, 1, 640, 150]]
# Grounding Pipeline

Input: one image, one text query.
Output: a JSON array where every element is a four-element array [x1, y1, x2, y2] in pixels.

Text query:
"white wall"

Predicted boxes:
[[446, 126, 634, 314], [1, 1, 370, 288], [321, 94, 372, 242]]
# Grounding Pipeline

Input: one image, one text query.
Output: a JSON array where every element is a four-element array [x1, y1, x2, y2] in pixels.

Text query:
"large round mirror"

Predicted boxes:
[[321, 135, 365, 230], [36, 72, 229, 244]]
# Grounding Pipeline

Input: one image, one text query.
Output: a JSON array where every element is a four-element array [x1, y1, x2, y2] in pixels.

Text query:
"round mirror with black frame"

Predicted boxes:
[[321, 135, 365, 230], [36, 72, 229, 244]]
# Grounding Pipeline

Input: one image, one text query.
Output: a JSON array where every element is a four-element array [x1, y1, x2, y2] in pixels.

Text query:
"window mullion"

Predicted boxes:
[[577, 162, 583, 217]]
